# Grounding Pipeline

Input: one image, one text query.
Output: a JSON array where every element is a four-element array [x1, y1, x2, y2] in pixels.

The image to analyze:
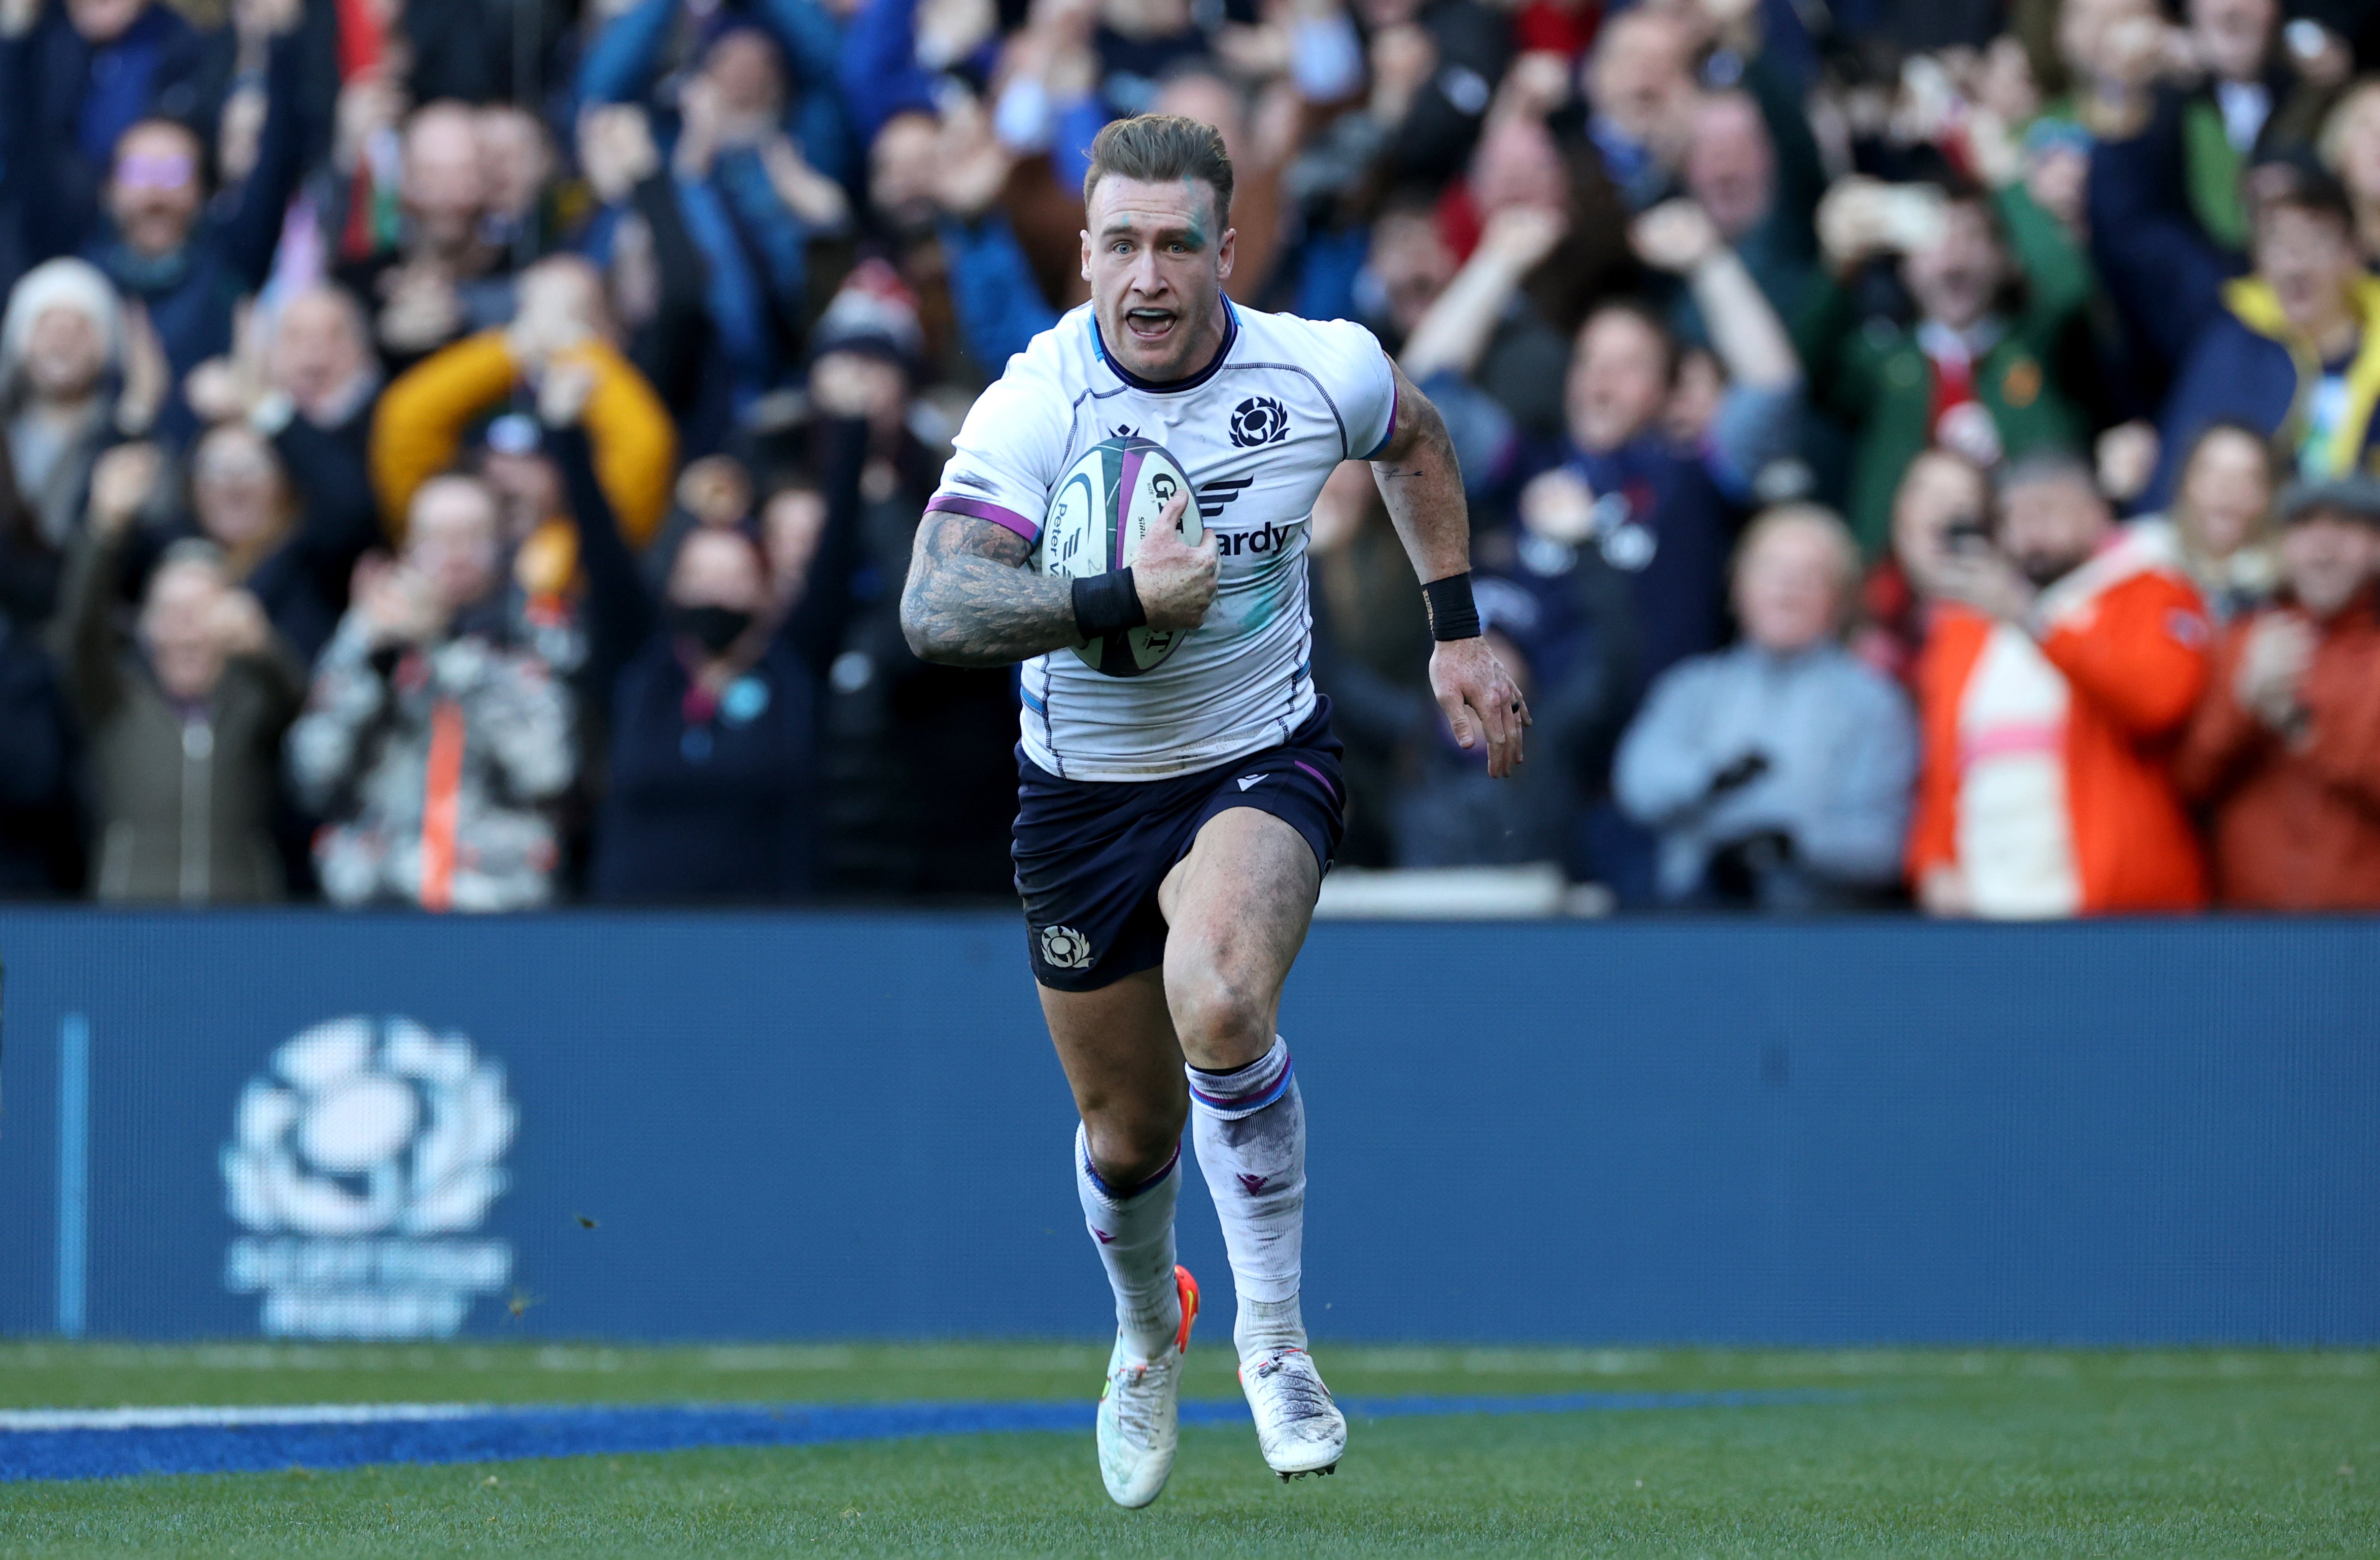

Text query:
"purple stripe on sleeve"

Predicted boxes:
[[1362, 366, 1400, 460], [926, 493, 1039, 541]]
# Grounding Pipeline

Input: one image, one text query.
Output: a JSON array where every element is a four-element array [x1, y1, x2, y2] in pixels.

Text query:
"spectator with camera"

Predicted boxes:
[[1800, 166, 2097, 556], [1853, 448, 1993, 690], [1910, 453, 2212, 918], [2176, 474, 2380, 908], [54, 439, 306, 901], [581, 0, 850, 178], [1615, 504, 1915, 909], [287, 472, 575, 911]]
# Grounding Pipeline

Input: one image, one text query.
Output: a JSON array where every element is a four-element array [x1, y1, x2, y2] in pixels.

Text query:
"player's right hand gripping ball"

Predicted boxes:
[[1036, 437, 1205, 677]]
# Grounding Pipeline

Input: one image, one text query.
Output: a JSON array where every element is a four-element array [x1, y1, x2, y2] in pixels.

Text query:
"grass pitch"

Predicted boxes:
[[1, 1342, 2373, 1557]]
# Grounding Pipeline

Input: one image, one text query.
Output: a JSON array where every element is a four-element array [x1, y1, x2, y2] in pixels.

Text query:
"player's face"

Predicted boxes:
[[1082, 176, 1236, 384]]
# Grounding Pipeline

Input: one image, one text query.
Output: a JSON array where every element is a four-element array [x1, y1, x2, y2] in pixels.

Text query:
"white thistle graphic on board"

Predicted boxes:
[[221, 1016, 516, 1339]]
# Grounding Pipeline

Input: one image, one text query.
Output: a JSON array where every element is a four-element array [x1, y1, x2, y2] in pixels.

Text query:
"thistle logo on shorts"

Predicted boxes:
[[1228, 396, 1289, 448], [1039, 925, 1094, 969]]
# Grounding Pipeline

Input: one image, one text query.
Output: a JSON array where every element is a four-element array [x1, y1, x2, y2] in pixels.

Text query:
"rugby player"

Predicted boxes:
[[900, 114, 1527, 1507]]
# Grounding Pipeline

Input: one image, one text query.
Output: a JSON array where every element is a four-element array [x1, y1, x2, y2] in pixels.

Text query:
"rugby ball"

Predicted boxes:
[[1036, 436, 1205, 676]]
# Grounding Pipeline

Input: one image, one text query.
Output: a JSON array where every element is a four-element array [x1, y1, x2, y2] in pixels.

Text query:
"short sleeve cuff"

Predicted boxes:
[[926, 492, 1040, 543]]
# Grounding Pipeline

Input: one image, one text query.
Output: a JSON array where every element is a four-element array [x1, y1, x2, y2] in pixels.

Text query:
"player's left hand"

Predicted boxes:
[[1430, 636, 1530, 779]]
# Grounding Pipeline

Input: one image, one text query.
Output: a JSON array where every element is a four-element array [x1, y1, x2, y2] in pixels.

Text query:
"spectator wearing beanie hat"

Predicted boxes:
[[1, 257, 140, 557], [2176, 473, 2380, 908]]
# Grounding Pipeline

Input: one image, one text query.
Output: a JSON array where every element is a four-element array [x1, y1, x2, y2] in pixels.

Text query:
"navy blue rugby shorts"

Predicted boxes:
[[1014, 698, 1346, 993]]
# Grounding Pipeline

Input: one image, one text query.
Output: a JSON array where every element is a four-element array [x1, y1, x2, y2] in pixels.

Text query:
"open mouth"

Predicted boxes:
[[1123, 307, 1178, 344]]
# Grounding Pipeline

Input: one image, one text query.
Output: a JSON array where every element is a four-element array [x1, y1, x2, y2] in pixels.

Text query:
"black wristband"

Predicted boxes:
[[1421, 571, 1481, 641], [1072, 569, 1148, 638]]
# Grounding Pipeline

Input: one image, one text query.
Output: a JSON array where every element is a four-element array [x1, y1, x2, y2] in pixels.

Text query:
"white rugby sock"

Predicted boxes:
[[1075, 1125, 1183, 1361], [1187, 1036, 1308, 1360]]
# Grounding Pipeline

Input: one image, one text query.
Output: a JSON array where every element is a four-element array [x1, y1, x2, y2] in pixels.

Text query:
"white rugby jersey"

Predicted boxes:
[[926, 301, 1399, 781]]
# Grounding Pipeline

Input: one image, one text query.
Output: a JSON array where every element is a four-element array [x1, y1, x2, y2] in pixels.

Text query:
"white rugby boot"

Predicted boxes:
[[1095, 1265, 1199, 1508], [1239, 1345, 1347, 1479]]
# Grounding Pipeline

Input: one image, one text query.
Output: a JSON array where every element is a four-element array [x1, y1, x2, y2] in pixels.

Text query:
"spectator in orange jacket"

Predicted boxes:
[[1909, 454, 2213, 919], [2176, 476, 2380, 909]]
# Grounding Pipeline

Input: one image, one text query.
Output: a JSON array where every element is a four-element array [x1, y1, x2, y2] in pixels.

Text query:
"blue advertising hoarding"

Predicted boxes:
[[0, 912, 2374, 1345]]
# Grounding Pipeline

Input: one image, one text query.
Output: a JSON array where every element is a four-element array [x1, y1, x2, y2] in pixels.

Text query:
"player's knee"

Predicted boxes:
[[1169, 970, 1272, 1067], [1082, 1109, 1185, 1189]]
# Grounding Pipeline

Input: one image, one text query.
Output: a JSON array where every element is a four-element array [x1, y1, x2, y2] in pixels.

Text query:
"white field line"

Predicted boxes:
[[0, 1403, 493, 1432]]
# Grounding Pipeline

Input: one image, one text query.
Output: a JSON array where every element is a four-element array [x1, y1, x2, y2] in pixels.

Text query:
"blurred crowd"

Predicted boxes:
[[3, 0, 2379, 914]]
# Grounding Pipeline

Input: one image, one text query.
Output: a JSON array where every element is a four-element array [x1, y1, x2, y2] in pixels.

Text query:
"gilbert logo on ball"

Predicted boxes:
[[221, 1016, 516, 1340], [1036, 436, 1205, 677]]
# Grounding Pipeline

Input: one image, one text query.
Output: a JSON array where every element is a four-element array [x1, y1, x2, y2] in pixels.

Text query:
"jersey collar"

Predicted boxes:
[[1090, 299, 1239, 394]]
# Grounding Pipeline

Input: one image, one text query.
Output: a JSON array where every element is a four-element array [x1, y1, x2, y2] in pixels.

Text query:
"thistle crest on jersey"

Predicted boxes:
[[1035, 437, 1204, 677], [1229, 396, 1289, 448]]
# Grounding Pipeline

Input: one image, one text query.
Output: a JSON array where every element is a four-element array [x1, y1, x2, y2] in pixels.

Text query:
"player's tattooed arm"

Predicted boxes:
[[1368, 359, 1533, 779], [1368, 360, 1473, 583], [900, 512, 1083, 667]]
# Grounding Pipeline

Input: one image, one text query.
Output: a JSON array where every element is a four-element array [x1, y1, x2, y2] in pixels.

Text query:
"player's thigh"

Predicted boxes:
[[1040, 967, 1187, 1178], [1156, 807, 1321, 1071]]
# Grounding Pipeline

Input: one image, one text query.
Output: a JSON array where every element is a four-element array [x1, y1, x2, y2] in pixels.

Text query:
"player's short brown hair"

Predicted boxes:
[[1083, 114, 1234, 226]]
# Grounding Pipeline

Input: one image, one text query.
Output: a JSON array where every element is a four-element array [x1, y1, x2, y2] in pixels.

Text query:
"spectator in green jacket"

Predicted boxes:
[[1797, 174, 2097, 555], [54, 442, 305, 902]]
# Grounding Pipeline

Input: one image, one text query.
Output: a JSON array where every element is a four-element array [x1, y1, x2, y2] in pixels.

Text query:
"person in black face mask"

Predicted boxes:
[[667, 599, 755, 658], [554, 363, 865, 902]]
